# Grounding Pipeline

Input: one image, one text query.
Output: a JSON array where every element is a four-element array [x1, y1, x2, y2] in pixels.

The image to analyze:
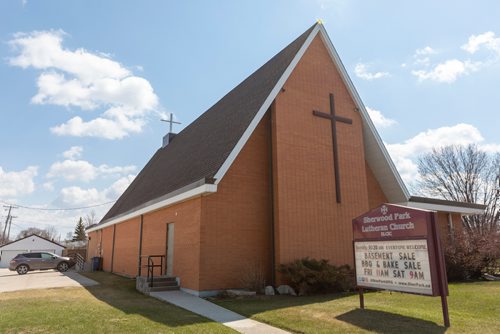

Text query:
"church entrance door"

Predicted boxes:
[[166, 223, 174, 276]]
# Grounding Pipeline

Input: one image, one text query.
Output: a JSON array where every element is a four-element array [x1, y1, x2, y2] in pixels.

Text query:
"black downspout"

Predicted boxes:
[[110, 224, 116, 272], [269, 105, 277, 287], [137, 215, 144, 277]]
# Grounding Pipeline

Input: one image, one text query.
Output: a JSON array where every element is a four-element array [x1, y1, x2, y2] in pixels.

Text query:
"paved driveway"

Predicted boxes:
[[0, 268, 98, 293]]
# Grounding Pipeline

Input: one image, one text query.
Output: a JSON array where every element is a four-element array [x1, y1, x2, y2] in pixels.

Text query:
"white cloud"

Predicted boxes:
[[62, 146, 83, 160], [58, 187, 103, 207], [415, 46, 436, 56], [411, 32, 500, 83], [462, 31, 500, 55], [0, 166, 38, 198], [412, 48, 435, 66], [366, 107, 397, 128], [51, 112, 144, 140], [7, 174, 136, 240], [9, 30, 129, 81], [56, 175, 135, 207], [386, 123, 500, 186], [9, 30, 160, 139], [47, 160, 97, 182], [47, 159, 136, 182], [354, 63, 390, 80], [411, 59, 480, 83], [42, 182, 55, 191], [104, 174, 136, 200]]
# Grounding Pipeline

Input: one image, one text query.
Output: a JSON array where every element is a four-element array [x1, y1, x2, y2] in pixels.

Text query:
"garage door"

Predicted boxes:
[[0, 249, 58, 268], [0, 250, 27, 268]]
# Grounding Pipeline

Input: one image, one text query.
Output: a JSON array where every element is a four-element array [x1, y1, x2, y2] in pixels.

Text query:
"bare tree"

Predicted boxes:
[[17, 226, 59, 241], [83, 210, 99, 227], [417, 144, 500, 235]]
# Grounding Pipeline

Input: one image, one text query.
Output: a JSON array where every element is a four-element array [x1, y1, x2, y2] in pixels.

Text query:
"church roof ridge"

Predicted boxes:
[[97, 23, 319, 226], [90, 21, 484, 233]]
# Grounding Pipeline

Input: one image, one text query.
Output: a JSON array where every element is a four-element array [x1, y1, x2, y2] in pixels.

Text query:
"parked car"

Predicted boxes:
[[9, 252, 75, 275]]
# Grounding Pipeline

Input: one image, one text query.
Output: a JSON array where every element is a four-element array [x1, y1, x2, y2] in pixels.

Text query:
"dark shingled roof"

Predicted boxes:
[[100, 24, 317, 223]]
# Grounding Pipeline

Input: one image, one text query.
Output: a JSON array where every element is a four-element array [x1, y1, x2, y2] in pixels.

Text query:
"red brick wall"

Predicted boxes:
[[112, 217, 140, 277], [141, 198, 202, 291], [140, 215, 167, 277], [366, 162, 388, 210], [101, 226, 114, 272], [199, 116, 273, 291], [86, 196, 202, 289], [436, 212, 463, 247], [272, 35, 370, 268]]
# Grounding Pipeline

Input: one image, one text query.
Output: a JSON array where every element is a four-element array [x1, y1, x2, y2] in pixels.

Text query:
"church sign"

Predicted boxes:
[[354, 239, 433, 295], [352, 203, 450, 327]]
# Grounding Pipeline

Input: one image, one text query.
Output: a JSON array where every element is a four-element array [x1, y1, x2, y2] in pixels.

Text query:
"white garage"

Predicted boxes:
[[0, 234, 65, 268]]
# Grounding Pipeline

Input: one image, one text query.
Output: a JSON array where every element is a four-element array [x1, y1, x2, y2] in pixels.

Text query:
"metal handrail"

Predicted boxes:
[[144, 255, 165, 287]]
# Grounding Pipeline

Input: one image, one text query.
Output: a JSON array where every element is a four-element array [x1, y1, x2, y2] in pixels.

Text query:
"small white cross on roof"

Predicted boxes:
[[161, 113, 181, 133]]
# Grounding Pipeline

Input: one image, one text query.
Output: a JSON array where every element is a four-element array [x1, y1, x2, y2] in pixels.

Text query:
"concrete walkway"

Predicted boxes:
[[0, 268, 98, 293], [150, 290, 289, 334]]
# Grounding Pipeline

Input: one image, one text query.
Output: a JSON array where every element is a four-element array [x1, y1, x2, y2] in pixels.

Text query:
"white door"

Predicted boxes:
[[166, 223, 174, 277], [0, 250, 27, 268]]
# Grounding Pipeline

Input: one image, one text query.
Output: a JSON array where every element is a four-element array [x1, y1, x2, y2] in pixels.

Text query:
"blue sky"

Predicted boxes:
[[1, 0, 499, 239]]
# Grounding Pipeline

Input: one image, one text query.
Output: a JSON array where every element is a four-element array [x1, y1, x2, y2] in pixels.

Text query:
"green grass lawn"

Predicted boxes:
[[0, 272, 234, 334], [213, 281, 500, 334]]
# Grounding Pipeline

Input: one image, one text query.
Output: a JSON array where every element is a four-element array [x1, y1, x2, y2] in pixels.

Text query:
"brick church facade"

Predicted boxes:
[[87, 23, 484, 296]]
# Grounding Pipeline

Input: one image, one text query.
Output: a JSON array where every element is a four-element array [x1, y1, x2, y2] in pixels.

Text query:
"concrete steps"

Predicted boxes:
[[149, 285, 180, 292], [137, 275, 179, 294], [148, 277, 179, 291]]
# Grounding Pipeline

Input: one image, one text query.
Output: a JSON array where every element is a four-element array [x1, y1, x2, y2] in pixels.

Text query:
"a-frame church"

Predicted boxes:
[[87, 23, 484, 296]]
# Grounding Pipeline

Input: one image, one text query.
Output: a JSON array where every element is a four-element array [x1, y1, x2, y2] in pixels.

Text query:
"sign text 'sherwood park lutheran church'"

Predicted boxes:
[[353, 204, 451, 326], [86, 22, 485, 299]]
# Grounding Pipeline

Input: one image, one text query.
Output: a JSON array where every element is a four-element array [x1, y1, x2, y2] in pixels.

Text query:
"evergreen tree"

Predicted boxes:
[[72, 217, 87, 241]]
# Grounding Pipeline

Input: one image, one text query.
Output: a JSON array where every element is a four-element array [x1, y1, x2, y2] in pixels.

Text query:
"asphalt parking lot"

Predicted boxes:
[[0, 268, 98, 293]]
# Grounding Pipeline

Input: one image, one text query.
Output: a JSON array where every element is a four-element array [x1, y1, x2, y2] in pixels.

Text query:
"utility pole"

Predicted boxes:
[[1, 205, 16, 244], [7, 215, 16, 241]]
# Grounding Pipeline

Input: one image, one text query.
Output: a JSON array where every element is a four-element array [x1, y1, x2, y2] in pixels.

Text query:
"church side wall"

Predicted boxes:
[[273, 35, 370, 268], [86, 197, 203, 289], [436, 212, 463, 247], [199, 116, 273, 291], [101, 226, 114, 272], [365, 161, 388, 210], [112, 217, 140, 277], [141, 198, 202, 291]]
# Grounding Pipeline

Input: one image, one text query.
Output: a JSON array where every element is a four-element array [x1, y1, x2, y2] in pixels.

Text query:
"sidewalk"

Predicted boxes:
[[150, 290, 289, 334]]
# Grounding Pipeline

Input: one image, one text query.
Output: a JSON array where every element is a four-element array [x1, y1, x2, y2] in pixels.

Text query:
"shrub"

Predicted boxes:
[[445, 230, 500, 281], [278, 258, 354, 295]]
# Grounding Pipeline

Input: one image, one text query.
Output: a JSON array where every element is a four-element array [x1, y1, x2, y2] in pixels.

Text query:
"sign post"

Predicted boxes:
[[352, 204, 450, 327]]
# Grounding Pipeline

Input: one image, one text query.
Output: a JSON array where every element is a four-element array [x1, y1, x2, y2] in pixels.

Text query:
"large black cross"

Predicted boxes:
[[312, 93, 352, 203]]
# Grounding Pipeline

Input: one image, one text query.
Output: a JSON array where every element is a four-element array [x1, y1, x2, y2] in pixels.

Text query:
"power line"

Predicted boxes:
[[0, 200, 115, 211]]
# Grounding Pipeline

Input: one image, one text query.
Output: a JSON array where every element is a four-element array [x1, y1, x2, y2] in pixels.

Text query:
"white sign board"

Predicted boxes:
[[354, 239, 433, 295]]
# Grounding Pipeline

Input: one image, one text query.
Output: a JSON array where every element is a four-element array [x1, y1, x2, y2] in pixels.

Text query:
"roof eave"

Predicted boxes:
[[212, 23, 410, 204], [87, 181, 217, 233], [401, 196, 487, 215], [213, 23, 322, 183], [0, 233, 66, 249]]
